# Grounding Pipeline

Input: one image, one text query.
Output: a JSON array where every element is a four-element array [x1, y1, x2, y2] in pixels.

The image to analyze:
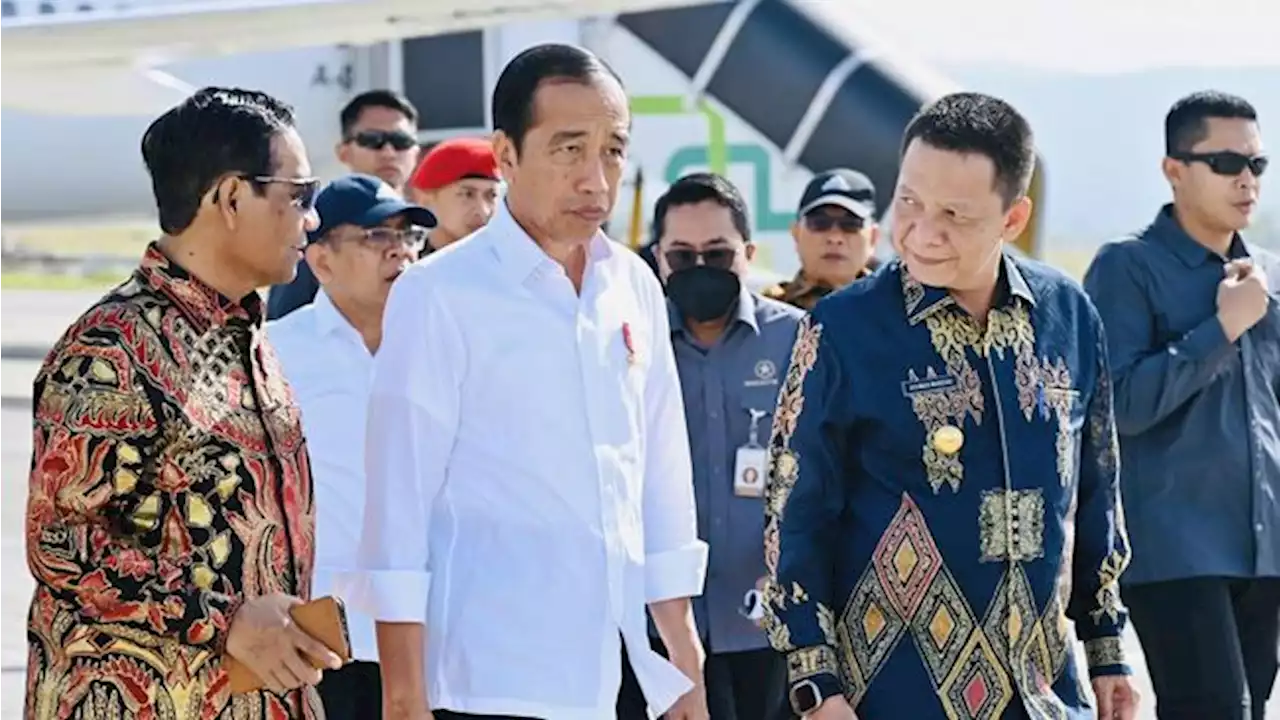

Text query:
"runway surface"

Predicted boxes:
[[0, 289, 1273, 719]]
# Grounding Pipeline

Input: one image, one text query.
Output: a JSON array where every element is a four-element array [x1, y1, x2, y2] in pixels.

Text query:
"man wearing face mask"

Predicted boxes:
[[618, 173, 801, 720]]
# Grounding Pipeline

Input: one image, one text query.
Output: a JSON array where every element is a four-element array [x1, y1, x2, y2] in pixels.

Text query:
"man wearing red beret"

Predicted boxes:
[[407, 137, 501, 256]]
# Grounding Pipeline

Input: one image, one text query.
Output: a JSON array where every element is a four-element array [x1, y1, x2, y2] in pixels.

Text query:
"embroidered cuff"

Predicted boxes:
[[786, 645, 843, 714], [645, 539, 710, 603], [337, 569, 430, 624], [1084, 637, 1131, 678]]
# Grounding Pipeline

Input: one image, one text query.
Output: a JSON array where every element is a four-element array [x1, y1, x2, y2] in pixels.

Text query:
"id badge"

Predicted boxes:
[[734, 445, 768, 498]]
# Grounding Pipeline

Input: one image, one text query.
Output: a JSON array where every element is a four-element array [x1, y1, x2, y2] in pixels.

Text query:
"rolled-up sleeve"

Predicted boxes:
[[341, 270, 466, 624], [639, 275, 708, 604]]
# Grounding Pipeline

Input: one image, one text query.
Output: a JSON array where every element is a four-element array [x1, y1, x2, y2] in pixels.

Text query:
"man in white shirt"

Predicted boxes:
[[343, 43, 711, 720], [268, 173, 436, 720]]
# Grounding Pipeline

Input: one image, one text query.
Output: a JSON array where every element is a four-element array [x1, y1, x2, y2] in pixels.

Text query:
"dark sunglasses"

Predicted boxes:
[[665, 247, 736, 272], [1169, 151, 1268, 178], [804, 214, 865, 233], [245, 175, 321, 212], [348, 130, 418, 152]]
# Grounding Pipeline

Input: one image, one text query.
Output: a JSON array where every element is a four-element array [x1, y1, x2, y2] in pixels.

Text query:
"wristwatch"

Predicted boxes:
[[789, 679, 825, 715]]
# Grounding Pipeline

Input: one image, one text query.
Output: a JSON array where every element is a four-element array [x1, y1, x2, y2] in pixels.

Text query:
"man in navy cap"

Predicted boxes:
[[762, 168, 881, 310], [267, 173, 435, 720]]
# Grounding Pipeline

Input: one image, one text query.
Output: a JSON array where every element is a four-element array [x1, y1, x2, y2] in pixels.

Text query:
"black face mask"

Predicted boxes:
[[666, 265, 741, 323]]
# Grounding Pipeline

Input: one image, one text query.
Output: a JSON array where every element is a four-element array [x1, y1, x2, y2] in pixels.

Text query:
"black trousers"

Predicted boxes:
[[617, 638, 790, 720], [316, 660, 382, 720], [1123, 577, 1280, 720]]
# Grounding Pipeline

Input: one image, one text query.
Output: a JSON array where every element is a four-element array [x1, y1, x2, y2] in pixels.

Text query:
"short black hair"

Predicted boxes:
[[652, 172, 752, 244], [1165, 91, 1257, 156], [340, 90, 419, 138], [141, 86, 296, 235], [491, 43, 623, 154], [901, 91, 1036, 207]]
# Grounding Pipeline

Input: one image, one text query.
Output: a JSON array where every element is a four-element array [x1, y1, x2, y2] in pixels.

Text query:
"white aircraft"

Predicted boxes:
[[3, 0, 1038, 267]]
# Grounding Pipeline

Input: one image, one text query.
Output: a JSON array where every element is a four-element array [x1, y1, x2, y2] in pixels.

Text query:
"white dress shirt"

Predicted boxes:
[[341, 202, 709, 720], [266, 290, 380, 663]]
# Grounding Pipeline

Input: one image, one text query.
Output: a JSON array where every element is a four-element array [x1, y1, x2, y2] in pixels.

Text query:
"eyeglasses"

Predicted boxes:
[[245, 175, 321, 212], [664, 247, 736, 272], [348, 130, 418, 152], [1169, 151, 1268, 178], [804, 214, 865, 233], [351, 226, 428, 251]]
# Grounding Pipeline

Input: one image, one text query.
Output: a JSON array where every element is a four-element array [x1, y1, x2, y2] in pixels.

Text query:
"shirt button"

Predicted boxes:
[[1257, 523, 1265, 533]]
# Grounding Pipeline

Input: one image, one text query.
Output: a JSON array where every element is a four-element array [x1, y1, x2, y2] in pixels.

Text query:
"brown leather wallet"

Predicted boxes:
[[224, 595, 353, 694]]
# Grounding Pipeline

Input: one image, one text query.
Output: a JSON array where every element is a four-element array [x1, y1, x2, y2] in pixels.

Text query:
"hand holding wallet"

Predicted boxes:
[[224, 595, 353, 694]]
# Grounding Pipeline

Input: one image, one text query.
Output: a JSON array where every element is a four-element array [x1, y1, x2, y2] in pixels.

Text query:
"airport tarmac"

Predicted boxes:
[[0, 288, 1272, 719]]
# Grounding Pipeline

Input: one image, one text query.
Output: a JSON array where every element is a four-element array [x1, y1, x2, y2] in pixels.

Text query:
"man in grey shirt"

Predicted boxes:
[[1084, 90, 1278, 720], [617, 173, 800, 720]]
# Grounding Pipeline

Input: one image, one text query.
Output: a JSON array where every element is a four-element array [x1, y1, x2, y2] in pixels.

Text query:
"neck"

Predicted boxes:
[[686, 315, 729, 347], [950, 263, 1001, 325], [157, 232, 257, 301], [508, 200, 590, 291], [1172, 203, 1234, 257], [427, 228, 458, 251], [326, 291, 383, 354]]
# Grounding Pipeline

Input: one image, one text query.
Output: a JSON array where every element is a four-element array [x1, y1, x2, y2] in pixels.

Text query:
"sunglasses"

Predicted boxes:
[[242, 175, 321, 212], [804, 214, 865, 233], [1169, 151, 1268, 178], [348, 130, 418, 152], [665, 247, 736, 272]]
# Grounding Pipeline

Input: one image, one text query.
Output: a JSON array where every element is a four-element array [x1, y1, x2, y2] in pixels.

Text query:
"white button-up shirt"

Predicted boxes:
[[266, 290, 380, 663], [342, 203, 709, 720]]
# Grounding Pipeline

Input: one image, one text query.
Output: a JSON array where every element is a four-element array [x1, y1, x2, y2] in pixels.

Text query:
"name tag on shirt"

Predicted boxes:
[[734, 446, 767, 498]]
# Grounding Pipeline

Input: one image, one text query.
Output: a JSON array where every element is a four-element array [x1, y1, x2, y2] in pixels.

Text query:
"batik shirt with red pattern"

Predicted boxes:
[[24, 243, 318, 720]]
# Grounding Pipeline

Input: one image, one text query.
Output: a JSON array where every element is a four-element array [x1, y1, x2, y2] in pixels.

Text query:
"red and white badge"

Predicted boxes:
[[622, 322, 637, 365]]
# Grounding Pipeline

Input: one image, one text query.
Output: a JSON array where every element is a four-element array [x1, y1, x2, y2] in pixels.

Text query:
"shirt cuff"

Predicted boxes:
[[1084, 637, 1132, 678], [1179, 316, 1232, 361], [336, 569, 431, 624], [644, 539, 709, 603], [786, 645, 843, 714]]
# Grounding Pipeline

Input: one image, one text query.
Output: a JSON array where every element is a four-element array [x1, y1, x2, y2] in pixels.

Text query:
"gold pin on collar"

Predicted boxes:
[[932, 425, 964, 455]]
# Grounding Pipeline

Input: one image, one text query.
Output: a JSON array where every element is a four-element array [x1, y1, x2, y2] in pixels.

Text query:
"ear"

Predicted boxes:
[[790, 219, 802, 245], [304, 243, 333, 285], [492, 130, 519, 177], [212, 176, 240, 230], [1002, 195, 1033, 242], [744, 242, 757, 263], [1162, 155, 1184, 189], [336, 139, 352, 167], [866, 223, 881, 248]]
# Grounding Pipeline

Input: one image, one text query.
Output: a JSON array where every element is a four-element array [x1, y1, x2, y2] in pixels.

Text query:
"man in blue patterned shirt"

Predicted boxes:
[[761, 92, 1140, 720]]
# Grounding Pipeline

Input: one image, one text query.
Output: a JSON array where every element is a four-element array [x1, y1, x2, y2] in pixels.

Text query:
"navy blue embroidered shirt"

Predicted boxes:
[[1083, 205, 1280, 584], [763, 255, 1132, 720]]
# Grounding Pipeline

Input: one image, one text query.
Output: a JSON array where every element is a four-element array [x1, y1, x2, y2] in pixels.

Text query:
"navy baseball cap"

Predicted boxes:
[[797, 168, 876, 219], [307, 173, 436, 245]]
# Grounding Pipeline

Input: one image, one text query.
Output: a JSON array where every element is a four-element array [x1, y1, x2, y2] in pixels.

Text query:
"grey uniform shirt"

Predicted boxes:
[[669, 289, 802, 654], [1084, 204, 1280, 584]]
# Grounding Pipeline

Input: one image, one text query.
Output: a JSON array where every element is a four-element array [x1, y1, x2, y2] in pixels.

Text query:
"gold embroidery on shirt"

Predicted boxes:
[[1084, 637, 1125, 669], [978, 489, 1046, 563], [787, 645, 841, 683], [761, 316, 824, 655]]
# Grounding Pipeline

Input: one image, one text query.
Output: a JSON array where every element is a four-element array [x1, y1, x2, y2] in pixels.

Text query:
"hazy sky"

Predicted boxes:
[[836, 0, 1280, 73]]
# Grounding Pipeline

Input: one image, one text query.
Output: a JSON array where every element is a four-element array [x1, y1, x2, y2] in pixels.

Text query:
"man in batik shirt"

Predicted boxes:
[[25, 87, 340, 720], [762, 93, 1141, 720]]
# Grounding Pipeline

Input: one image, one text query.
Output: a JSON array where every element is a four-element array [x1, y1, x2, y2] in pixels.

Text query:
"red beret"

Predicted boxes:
[[409, 137, 500, 192]]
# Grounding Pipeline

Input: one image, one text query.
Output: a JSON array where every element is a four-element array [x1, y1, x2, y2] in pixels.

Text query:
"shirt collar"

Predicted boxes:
[[667, 284, 760, 338], [1152, 203, 1249, 267], [900, 251, 1035, 326], [487, 200, 615, 285], [136, 241, 262, 333]]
